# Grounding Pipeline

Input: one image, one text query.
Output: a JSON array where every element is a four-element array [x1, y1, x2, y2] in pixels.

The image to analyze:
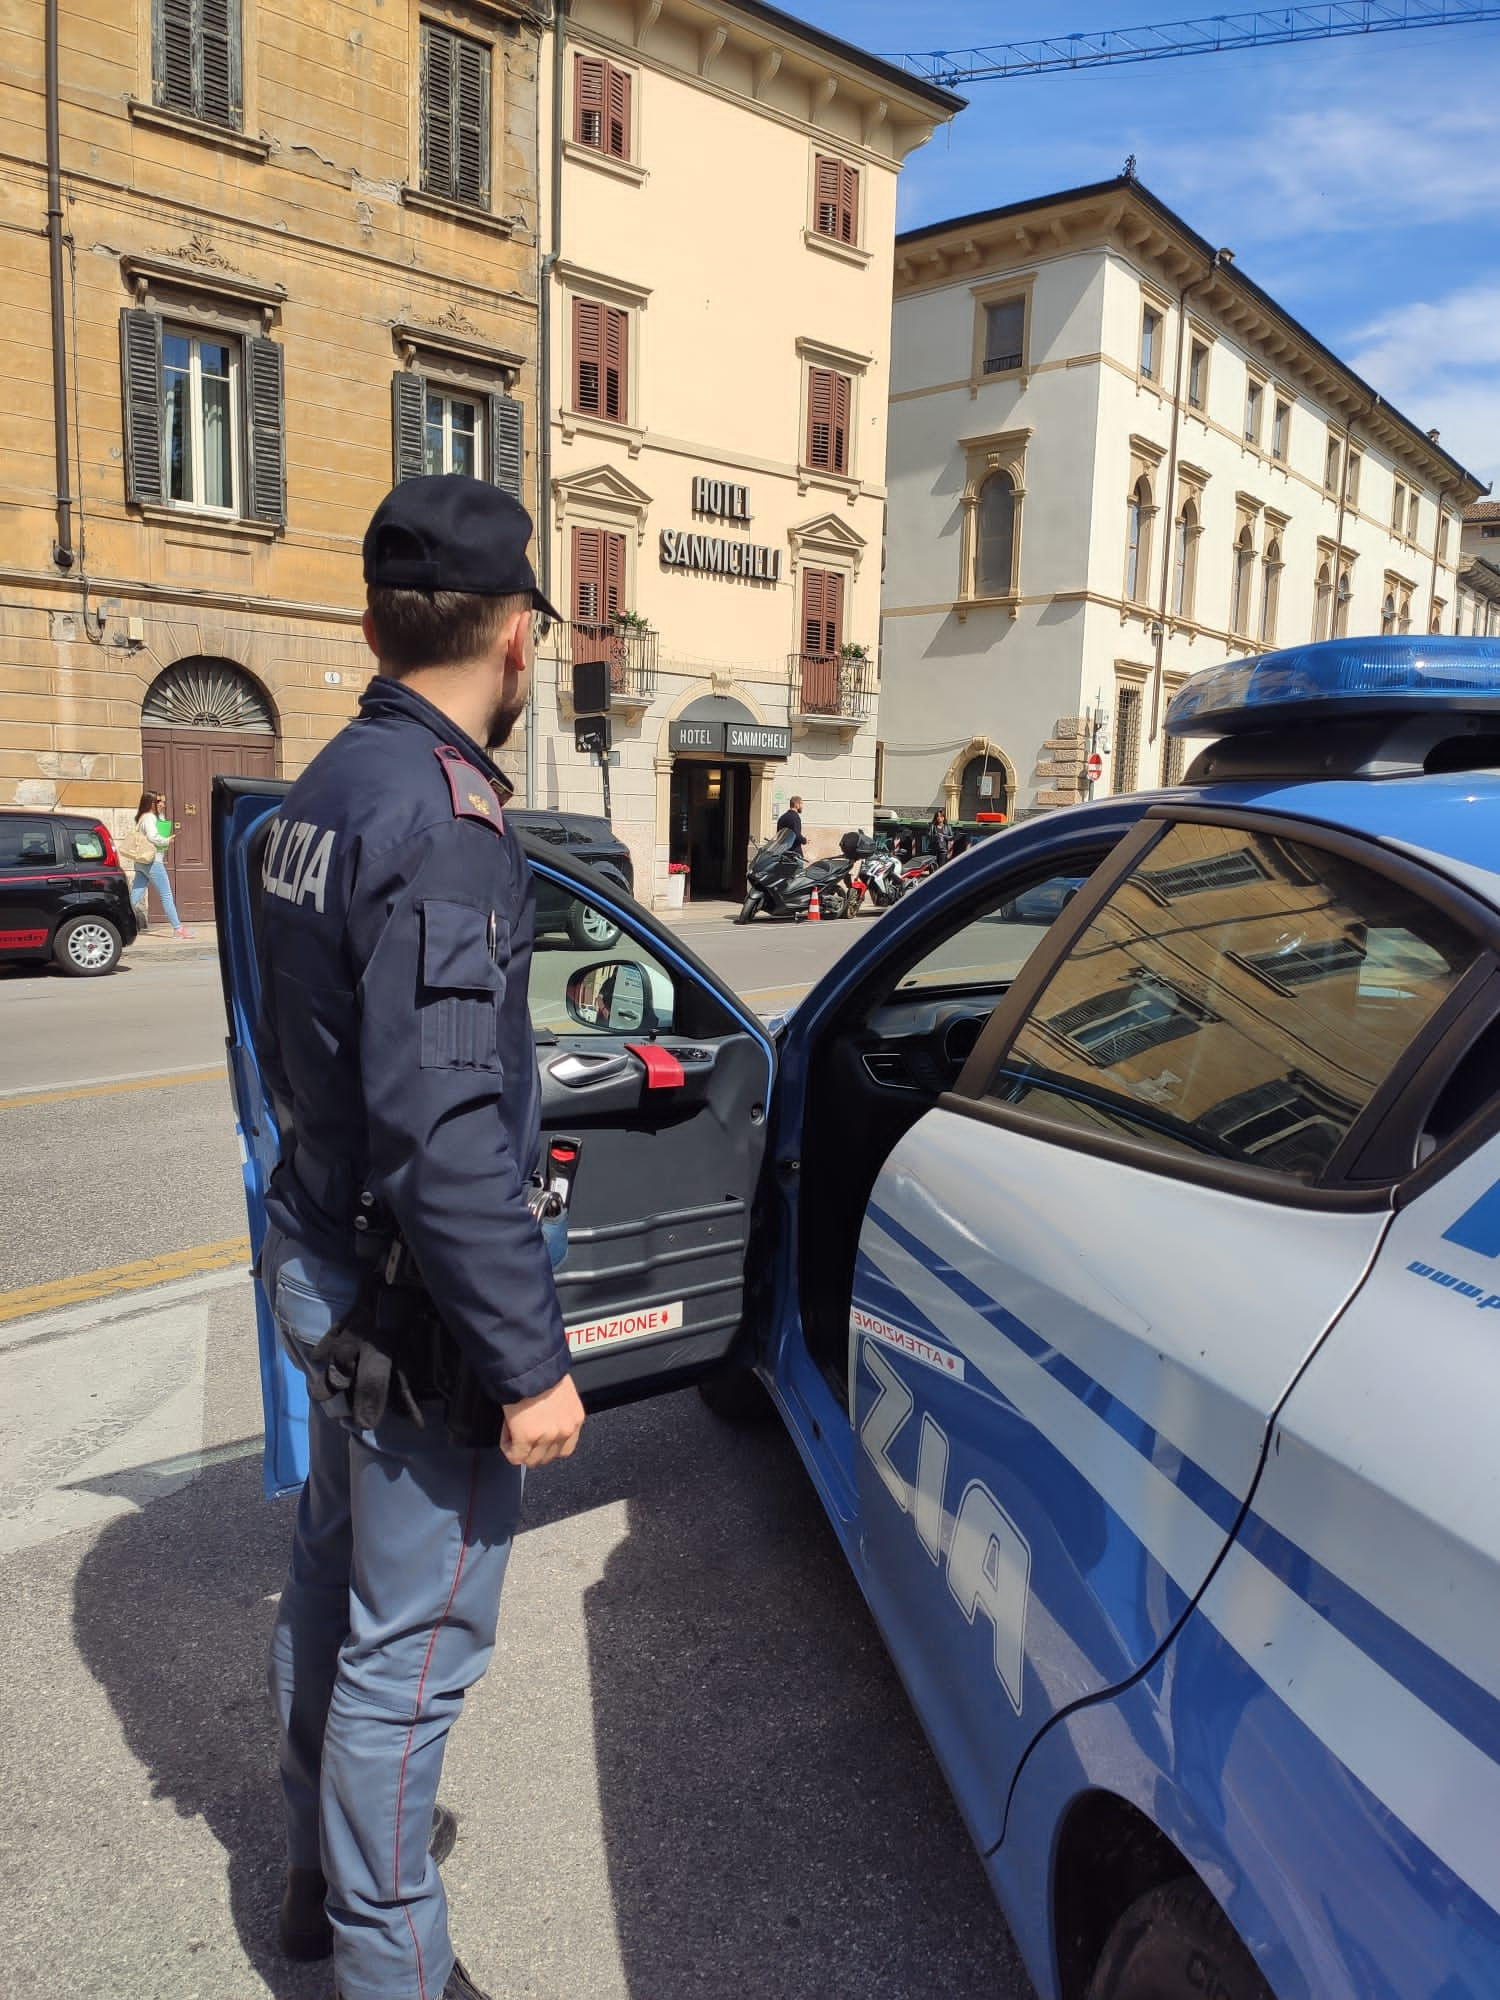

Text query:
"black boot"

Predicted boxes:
[[278, 1802, 459, 1960], [443, 1960, 494, 2000]]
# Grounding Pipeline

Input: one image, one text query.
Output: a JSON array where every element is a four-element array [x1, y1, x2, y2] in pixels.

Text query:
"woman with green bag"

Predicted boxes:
[[129, 789, 191, 938]]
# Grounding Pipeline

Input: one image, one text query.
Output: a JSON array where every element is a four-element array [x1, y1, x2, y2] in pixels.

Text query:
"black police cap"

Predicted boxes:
[[363, 474, 562, 621]]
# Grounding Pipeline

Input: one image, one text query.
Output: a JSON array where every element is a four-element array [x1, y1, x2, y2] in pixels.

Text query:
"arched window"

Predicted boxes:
[[1259, 538, 1282, 645], [1172, 497, 1199, 618], [1125, 476, 1153, 602], [1230, 526, 1255, 635], [1381, 592, 1397, 635], [975, 471, 1016, 597], [1314, 562, 1333, 641], [1336, 571, 1353, 637], [142, 658, 276, 732], [1399, 592, 1413, 635]]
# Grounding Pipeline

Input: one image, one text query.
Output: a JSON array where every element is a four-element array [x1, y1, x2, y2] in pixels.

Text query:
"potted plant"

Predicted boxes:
[[664, 859, 690, 909], [839, 641, 869, 661], [616, 609, 650, 632]]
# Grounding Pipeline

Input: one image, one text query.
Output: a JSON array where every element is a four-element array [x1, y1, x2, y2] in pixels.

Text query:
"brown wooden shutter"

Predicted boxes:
[[573, 298, 601, 414], [831, 372, 850, 473], [573, 526, 604, 625], [814, 154, 840, 236], [120, 307, 165, 505], [420, 23, 455, 200], [243, 334, 286, 525], [575, 54, 605, 146], [489, 392, 523, 500], [392, 371, 426, 482], [840, 162, 859, 243], [800, 567, 843, 655], [606, 63, 630, 157], [603, 307, 628, 423], [806, 367, 832, 469], [603, 532, 625, 621], [453, 34, 490, 208]]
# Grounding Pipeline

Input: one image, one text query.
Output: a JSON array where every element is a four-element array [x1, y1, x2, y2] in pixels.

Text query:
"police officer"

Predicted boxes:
[[256, 474, 586, 2000]]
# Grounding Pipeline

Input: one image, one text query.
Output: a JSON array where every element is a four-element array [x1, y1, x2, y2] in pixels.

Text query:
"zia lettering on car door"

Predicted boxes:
[[849, 810, 1487, 1853]]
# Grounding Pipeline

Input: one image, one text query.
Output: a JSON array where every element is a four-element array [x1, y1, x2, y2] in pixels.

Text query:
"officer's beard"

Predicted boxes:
[[485, 693, 526, 751]]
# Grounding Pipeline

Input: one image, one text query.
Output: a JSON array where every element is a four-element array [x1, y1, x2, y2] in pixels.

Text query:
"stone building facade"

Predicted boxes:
[[880, 176, 1488, 822], [530, 0, 961, 907], [0, 0, 544, 918]]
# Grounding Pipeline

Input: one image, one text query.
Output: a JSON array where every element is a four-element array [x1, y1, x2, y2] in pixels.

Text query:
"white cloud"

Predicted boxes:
[[1347, 282, 1500, 489]]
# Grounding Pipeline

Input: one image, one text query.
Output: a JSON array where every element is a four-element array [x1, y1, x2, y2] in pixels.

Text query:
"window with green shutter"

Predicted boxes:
[[120, 307, 285, 526], [420, 21, 491, 209], [390, 371, 524, 500], [153, 0, 242, 128]]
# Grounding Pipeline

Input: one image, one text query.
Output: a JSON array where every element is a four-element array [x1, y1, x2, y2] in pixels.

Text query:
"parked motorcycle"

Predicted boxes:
[[853, 845, 907, 910], [736, 828, 868, 923]]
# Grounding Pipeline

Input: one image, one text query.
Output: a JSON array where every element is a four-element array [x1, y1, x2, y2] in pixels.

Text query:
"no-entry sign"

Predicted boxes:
[[1086, 750, 1104, 783]]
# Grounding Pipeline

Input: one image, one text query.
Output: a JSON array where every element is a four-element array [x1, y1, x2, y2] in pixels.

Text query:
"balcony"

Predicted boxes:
[[789, 651, 873, 736], [552, 621, 658, 722]]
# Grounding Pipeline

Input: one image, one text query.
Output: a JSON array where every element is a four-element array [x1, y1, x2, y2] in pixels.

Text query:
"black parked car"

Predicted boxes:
[[508, 810, 635, 949], [0, 810, 139, 975]]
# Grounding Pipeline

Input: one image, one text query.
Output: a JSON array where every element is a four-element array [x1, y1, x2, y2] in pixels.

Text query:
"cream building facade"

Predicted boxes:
[[880, 177, 1488, 821], [1, 0, 544, 919], [530, 0, 961, 907], [1459, 501, 1500, 638]]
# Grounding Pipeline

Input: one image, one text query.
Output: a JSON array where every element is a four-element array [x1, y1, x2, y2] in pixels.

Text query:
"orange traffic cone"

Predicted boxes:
[[808, 885, 821, 922]]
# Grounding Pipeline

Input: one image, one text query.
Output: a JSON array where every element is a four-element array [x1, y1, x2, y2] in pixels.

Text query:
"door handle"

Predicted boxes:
[[548, 1052, 632, 1087]]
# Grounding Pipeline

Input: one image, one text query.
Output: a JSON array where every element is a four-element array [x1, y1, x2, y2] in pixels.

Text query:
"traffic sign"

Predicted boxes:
[[1085, 750, 1104, 783]]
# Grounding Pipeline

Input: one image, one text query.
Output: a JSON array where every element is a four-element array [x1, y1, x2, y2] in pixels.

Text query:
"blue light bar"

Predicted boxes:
[[1165, 637, 1500, 736]]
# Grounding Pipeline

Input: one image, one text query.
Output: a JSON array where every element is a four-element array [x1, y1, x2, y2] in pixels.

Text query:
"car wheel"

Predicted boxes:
[[1086, 1881, 1273, 2000], [567, 900, 622, 950], [54, 915, 122, 977], [736, 893, 761, 925]]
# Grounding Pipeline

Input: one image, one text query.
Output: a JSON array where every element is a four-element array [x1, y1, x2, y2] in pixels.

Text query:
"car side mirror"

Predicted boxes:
[[565, 959, 670, 1034]]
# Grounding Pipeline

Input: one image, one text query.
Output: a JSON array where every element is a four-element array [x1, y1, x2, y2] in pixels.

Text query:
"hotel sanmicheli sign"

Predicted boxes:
[[660, 475, 782, 580]]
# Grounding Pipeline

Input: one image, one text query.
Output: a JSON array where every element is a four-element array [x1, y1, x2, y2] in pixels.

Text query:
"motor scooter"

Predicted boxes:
[[736, 829, 861, 923], [853, 845, 906, 909]]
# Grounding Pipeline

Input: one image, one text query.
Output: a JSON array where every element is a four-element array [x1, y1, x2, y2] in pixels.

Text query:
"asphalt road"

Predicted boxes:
[[0, 904, 1035, 2000]]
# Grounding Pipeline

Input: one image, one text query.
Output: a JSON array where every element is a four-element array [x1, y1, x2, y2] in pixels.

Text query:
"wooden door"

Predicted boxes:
[[142, 727, 277, 922]]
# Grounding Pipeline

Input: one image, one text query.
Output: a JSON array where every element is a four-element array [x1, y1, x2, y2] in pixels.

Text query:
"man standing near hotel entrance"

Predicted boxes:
[[255, 474, 585, 2000], [776, 794, 807, 852]]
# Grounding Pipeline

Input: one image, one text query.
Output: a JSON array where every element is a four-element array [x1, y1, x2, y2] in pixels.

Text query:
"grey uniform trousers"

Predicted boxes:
[[262, 1225, 524, 2000]]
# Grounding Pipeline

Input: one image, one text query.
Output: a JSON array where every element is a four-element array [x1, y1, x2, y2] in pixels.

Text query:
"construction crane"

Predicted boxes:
[[896, 0, 1500, 86]]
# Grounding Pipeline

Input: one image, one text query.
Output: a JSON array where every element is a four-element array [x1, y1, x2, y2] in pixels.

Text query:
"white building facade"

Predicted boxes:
[[525, 0, 960, 907], [880, 177, 1487, 819]]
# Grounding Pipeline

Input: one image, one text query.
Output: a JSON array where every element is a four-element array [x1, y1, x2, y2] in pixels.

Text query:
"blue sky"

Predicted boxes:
[[803, 0, 1500, 490]]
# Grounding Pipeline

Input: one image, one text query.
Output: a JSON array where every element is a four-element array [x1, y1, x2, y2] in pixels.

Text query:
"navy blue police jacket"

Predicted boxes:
[[255, 674, 570, 1406]]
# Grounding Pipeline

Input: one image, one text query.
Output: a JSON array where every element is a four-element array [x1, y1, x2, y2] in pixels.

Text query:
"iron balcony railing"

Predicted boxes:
[[554, 622, 659, 701], [789, 651, 873, 721]]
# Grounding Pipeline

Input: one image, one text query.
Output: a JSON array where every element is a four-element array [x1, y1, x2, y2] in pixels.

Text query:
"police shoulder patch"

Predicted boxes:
[[434, 745, 506, 833]]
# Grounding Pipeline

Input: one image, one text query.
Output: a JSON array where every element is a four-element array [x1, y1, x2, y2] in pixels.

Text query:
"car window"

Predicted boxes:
[[0, 818, 58, 867], [892, 862, 1101, 995], [986, 819, 1482, 1183], [529, 881, 677, 1037], [69, 828, 107, 863]]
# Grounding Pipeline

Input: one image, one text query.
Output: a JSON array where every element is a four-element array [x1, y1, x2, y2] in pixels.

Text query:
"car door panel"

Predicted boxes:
[[850, 1108, 1389, 1854]]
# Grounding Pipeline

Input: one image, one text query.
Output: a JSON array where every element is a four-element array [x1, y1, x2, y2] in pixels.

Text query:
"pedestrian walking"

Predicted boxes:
[[776, 794, 807, 851], [128, 790, 192, 938], [255, 474, 584, 2000]]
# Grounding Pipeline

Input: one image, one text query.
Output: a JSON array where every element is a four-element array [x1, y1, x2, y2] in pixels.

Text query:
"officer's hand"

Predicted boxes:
[[501, 1374, 585, 1467]]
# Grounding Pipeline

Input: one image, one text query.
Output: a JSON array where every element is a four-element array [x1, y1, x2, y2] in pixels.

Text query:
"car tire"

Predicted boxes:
[[567, 900, 622, 950], [736, 893, 761, 925], [697, 1360, 775, 1423], [53, 915, 122, 977], [1086, 1880, 1273, 2000]]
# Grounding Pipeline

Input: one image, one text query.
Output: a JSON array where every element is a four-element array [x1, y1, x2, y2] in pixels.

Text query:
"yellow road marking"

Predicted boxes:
[[0, 1235, 251, 1324], [0, 1067, 221, 1111]]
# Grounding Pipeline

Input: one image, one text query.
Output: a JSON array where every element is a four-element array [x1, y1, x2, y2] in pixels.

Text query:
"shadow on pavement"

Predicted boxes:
[[71, 1454, 325, 2000], [560, 1393, 1030, 2000]]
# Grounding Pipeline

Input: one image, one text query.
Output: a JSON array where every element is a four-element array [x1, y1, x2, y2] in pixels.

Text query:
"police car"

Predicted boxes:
[[215, 636, 1500, 2000]]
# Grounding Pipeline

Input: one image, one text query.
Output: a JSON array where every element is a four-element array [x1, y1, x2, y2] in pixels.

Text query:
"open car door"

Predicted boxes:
[[212, 775, 775, 1496]]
